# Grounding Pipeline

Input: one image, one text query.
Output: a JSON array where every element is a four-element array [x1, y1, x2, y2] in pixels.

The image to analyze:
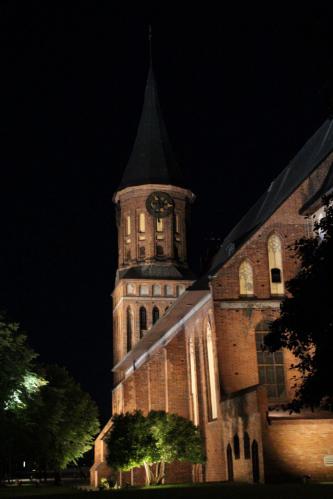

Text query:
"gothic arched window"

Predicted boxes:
[[205, 321, 218, 420], [233, 434, 240, 459], [152, 306, 160, 325], [189, 336, 199, 426], [126, 215, 131, 236], [267, 234, 284, 295], [139, 306, 147, 337], [156, 218, 163, 232], [226, 444, 234, 481], [244, 432, 250, 459], [139, 213, 145, 233], [126, 307, 133, 352], [239, 260, 254, 296], [175, 213, 180, 234], [256, 323, 286, 401]]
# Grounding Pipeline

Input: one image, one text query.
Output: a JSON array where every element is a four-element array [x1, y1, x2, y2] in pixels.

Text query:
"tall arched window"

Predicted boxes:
[[126, 307, 133, 352], [174, 213, 180, 233], [152, 306, 159, 325], [139, 213, 145, 233], [205, 321, 218, 420], [256, 323, 286, 401], [139, 306, 147, 337], [239, 260, 254, 295], [252, 440, 260, 483], [189, 336, 199, 426], [267, 234, 284, 295], [156, 218, 163, 232], [126, 215, 131, 236], [233, 434, 240, 459], [226, 444, 234, 481], [244, 432, 250, 459]]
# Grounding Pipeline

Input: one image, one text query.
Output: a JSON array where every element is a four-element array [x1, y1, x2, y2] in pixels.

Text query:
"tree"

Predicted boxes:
[[105, 410, 205, 485], [146, 411, 205, 484], [265, 200, 333, 410], [23, 364, 100, 477], [0, 314, 43, 412], [0, 315, 100, 482], [0, 315, 45, 481]]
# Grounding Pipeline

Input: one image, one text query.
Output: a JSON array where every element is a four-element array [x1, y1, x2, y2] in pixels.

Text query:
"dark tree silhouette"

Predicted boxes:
[[265, 200, 333, 410]]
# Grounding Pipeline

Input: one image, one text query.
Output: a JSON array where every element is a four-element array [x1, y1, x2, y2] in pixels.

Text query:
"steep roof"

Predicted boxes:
[[117, 62, 185, 191], [191, 117, 333, 290], [117, 264, 195, 281]]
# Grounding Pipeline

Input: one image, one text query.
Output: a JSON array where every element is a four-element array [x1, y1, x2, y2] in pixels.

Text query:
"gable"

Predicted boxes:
[[191, 118, 333, 290]]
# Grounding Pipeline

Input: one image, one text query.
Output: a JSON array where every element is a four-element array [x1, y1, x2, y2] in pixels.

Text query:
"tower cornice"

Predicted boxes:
[[113, 183, 195, 204]]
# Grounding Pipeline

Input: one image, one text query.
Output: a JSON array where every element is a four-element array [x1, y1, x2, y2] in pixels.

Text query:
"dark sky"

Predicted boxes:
[[1, 5, 333, 424]]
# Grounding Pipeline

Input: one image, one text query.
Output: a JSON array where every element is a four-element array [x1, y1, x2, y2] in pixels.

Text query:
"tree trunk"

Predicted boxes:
[[143, 462, 152, 486], [159, 461, 165, 484], [155, 461, 165, 484]]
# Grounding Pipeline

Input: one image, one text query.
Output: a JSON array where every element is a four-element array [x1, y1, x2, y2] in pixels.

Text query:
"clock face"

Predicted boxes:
[[146, 191, 174, 218]]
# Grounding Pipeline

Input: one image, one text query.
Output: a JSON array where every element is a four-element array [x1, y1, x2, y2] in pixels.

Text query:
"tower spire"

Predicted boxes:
[[116, 26, 186, 192], [148, 24, 152, 64]]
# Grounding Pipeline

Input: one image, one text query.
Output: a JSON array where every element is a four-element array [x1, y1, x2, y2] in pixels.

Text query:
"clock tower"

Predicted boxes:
[[112, 57, 195, 386]]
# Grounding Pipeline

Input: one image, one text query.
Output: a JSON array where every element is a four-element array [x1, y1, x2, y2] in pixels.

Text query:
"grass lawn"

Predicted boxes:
[[0, 482, 333, 499]]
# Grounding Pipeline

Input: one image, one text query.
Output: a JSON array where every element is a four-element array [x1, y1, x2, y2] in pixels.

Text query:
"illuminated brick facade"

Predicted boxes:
[[90, 61, 333, 486]]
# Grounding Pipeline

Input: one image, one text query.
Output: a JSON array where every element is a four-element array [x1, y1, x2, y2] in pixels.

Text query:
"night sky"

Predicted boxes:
[[1, 5, 333, 424]]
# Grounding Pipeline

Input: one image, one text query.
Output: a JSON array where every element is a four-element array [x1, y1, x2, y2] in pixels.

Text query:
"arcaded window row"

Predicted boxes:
[[126, 283, 186, 297], [124, 213, 181, 237]]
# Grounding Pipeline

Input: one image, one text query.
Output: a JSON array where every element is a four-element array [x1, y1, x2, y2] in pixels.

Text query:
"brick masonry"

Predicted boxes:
[[91, 155, 333, 487]]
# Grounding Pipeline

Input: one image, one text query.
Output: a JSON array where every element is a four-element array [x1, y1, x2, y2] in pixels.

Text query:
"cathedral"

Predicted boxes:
[[90, 54, 333, 485]]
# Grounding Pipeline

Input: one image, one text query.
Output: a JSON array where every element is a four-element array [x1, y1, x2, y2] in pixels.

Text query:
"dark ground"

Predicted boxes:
[[1, 482, 333, 499]]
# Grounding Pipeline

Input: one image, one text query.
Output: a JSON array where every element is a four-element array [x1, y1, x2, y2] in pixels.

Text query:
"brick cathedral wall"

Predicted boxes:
[[123, 376, 136, 413], [134, 364, 149, 413], [166, 330, 189, 418], [263, 419, 333, 482], [211, 158, 333, 399], [221, 388, 265, 482], [212, 155, 333, 302], [184, 300, 227, 482], [148, 349, 167, 411]]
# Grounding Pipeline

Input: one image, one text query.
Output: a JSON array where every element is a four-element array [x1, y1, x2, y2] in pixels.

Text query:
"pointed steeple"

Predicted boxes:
[[117, 29, 184, 191]]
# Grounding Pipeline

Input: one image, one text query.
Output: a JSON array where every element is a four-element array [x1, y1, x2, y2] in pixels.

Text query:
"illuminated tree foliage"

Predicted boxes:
[[0, 315, 100, 481], [0, 315, 43, 412], [0, 315, 46, 480], [106, 410, 205, 485], [265, 200, 333, 410], [23, 365, 100, 472]]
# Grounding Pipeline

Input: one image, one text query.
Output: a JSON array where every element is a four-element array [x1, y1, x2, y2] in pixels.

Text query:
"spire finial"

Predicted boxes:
[[148, 24, 152, 64]]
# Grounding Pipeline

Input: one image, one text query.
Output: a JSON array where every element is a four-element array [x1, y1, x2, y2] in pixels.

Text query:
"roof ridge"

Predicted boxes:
[[206, 117, 333, 279]]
